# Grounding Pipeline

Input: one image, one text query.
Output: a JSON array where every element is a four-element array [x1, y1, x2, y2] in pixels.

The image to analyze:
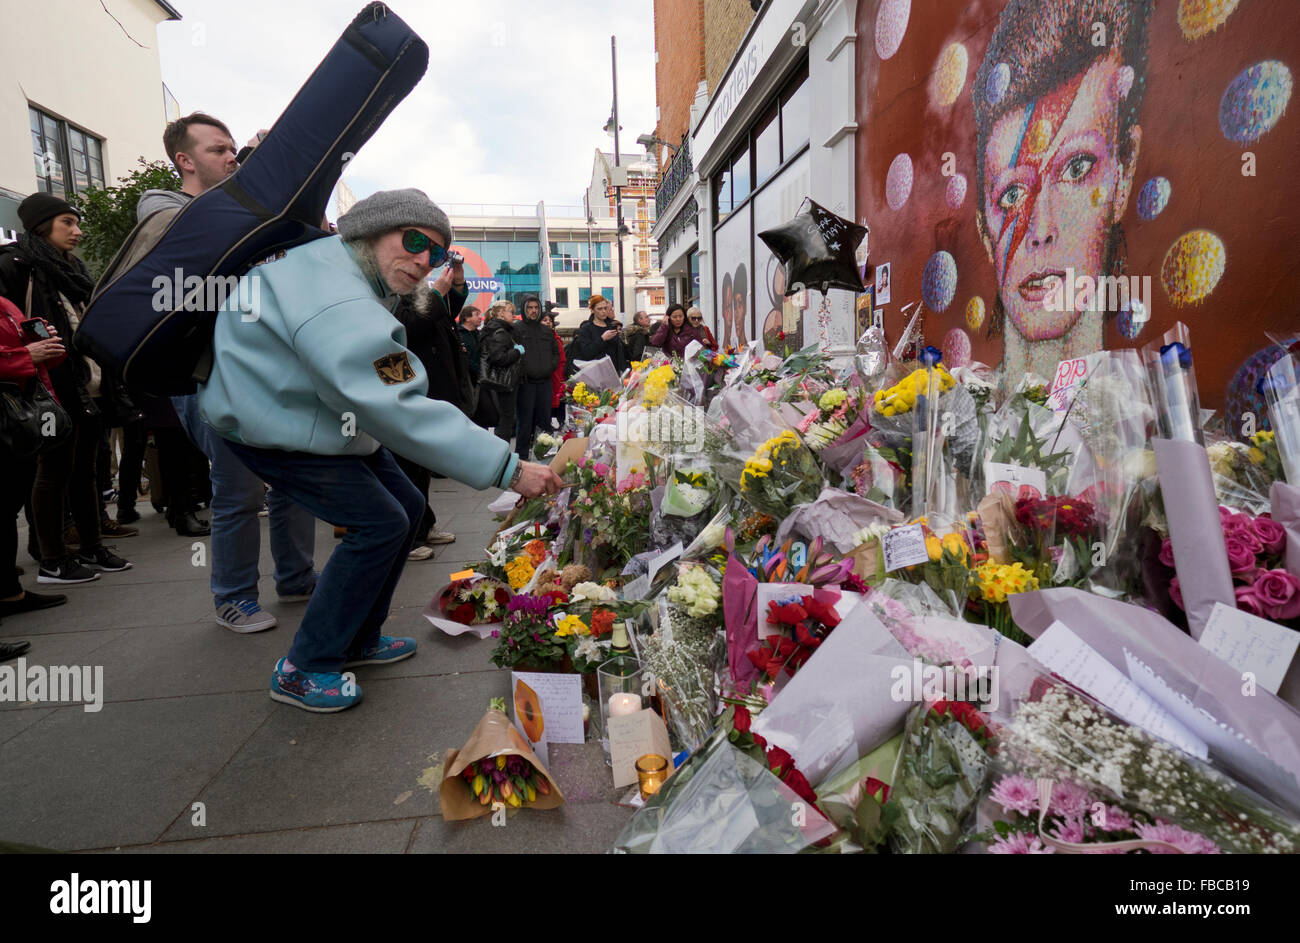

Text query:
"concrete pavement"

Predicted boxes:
[[0, 478, 633, 853]]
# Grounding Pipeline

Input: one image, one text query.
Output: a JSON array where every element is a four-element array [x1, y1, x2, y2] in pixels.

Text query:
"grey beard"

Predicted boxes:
[[347, 237, 434, 310]]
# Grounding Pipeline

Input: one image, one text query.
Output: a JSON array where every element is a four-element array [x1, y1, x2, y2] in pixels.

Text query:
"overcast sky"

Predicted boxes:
[[154, 0, 658, 213]]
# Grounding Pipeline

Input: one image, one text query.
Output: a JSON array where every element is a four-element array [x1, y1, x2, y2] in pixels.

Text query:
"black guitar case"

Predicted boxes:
[[77, 2, 428, 395]]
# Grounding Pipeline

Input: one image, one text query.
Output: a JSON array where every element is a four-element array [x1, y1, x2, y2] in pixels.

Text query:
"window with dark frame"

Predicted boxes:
[[30, 105, 104, 199], [555, 287, 569, 307]]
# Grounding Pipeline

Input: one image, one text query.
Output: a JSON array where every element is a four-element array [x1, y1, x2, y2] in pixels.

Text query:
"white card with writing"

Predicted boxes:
[[511, 671, 584, 745], [608, 709, 673, 788], [881, 524, 930, 572], [983, 461, 1048, 500], [646, 541, 684, 584], [1198, 602, 1300, 695], [1029, 621, 1208, 759]]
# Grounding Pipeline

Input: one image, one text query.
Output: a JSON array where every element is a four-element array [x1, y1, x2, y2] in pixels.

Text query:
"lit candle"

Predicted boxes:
[[636, 754, 669, 800], [608, 692, 642, 718]]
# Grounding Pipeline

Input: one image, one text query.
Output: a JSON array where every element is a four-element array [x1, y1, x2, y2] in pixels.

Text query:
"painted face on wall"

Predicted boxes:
[[981, 52, 1140, 343]]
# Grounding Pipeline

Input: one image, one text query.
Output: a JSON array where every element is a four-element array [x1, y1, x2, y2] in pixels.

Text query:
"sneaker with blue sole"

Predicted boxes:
[[343, 636, 417, 668], [269, 658, 361, 713]]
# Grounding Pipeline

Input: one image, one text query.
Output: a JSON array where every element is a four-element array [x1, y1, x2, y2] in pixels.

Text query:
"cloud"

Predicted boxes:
[[156, 0, 656, 211]]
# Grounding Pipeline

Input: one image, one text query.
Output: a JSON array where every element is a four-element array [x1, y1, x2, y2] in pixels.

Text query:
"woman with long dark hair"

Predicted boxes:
[[650, 303, 701, 357], [0, 195, 131, 584]]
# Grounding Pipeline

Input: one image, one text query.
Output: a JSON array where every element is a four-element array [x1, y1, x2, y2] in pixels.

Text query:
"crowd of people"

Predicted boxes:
[[1, 109, 703, 711]]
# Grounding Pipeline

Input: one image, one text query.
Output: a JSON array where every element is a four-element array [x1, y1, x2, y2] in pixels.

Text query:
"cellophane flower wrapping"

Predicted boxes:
[[639, 595, 726, 754], [1143, 321, 1204, 446], [611, 730, 836, 853], [1263, 353, 1300, 485], [568, 354, 622, 393], [714, 386, 824, 519], [886, 699, 994, 854], [996, 680, 1300, 854]]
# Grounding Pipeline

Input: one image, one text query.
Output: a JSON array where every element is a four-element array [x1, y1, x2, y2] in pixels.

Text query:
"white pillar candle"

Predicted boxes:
[[608, 692, 642, 718]]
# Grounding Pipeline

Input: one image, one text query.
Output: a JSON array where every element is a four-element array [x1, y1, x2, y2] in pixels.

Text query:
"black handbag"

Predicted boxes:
[[480, 351, 521, 392], [0, 377, 72, 457]]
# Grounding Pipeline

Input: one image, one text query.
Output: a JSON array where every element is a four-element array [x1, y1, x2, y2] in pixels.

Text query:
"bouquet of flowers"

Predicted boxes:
[[871, 362, 956, 419], [997, 683, 1300, 854], [737, 429, 823, 518], [641, 569, 727, 752], [849, 437, 908, 513], [438, 577, 512, 626], [746, 590, 843, 682], [886, 699, 994, 854], [562, 458, 651, 570], [1013, 493, 1103, 587], [1161, 506, 1299, 627], [978, 770, 1222, 854], [441, 698, 563, 820], [532, 431, 561, 460], [1260, 352, 1300, 484], [969, 560, 1039, 644]]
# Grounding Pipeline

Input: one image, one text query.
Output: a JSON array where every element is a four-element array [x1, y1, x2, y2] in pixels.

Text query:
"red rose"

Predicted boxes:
[[752, 730, 768, 749], [783, 768, 818, 805], [766, 746, 793, 775], [863, 777, 890, 803], [449, 602, 476, 624], [494, 588, 510, 606], [733, 705, 752, 733]]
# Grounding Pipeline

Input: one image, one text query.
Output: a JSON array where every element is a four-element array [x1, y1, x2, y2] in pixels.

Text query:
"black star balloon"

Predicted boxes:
[[757, 198, 868, 296]]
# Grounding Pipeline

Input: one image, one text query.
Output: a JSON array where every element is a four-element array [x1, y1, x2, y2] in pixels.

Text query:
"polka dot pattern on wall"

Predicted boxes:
[[922, 250, 958, 311], [875, 0, 911, 61], [1161, 230, 1226, 306], [931, 43, 969, 107], [1137, 177, 1171, 221], [886, 153, 914, 211], [1219, 60, 1293, 145], [946, 173, 967, 209]]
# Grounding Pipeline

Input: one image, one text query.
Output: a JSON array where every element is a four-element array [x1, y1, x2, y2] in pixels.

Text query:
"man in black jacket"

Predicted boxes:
[[391, 264, 474, 558], [511, 295, 559, 462], [457, 306, 482, 379]]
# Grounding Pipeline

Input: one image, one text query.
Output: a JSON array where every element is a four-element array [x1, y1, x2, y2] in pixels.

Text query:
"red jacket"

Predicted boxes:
[[550, 328, 566, 407], [0, 295, 61, 398]]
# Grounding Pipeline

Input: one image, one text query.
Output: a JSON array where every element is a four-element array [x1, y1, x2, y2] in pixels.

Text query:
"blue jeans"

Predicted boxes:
[[173, 394, 316, 605], [223, 442, 424, 672]]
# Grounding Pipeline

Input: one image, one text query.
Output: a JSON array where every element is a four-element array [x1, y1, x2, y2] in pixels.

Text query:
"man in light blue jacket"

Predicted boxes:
[[199, 188, 561, 712]]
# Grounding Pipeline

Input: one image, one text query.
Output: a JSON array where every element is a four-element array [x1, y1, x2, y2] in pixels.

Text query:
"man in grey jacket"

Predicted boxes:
[[139, 112, 318, 634]]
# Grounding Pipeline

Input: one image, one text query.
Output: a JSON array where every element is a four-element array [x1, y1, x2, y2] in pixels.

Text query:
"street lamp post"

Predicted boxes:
[[610, 35, 626, 320]]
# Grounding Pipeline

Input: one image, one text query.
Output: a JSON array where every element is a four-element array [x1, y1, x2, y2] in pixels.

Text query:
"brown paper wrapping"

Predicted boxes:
[[440, 708, 565, 820], [977, 491, 1018, 565], [550, 436, 589, 475], [849, 541, 879, 580]]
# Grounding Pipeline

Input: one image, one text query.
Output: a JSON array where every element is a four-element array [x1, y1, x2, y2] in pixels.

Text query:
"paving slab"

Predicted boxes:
[[0, 692, 274, 850], [98, 819, 417, 854], [410, 799, 632, 854], [0, 629, 128, 711], [158, 671, 508, 841]]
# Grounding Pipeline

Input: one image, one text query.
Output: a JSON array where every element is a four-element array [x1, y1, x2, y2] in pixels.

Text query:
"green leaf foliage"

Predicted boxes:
[[69, 157, 180, 279]]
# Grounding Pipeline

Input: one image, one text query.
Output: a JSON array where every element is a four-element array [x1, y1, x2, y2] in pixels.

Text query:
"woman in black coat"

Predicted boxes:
[[570, 294, 628, 372], [478, 302, 523, 442], [0, 194, 131, 582]]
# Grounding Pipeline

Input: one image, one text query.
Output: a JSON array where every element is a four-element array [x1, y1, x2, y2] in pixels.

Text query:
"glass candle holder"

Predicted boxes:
[[597, 654, 643, 766], [635, 754, 669, 800]]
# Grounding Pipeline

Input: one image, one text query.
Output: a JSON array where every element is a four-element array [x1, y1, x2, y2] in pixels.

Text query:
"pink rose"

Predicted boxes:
[[1218, 505, 1235, 520], [1234, 585, 1268, 619], [1158, 539, 1175, 569], [1224, 536, 1259, 581], [1222, 515, 1261, 552], [592, 462, 610, 477], [1169, 577, 1184, 611], [1251, 516, 1288, 557], [1253, 569, 1300, 621]]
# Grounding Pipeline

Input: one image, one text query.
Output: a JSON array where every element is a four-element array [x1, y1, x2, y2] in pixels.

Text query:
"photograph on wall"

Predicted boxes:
[[753, 151, 812, 354], [714, 209, 753, 349], [856, 285, 876, 337], [855, 0, 1298, 416], [874, 260, 892, 305]]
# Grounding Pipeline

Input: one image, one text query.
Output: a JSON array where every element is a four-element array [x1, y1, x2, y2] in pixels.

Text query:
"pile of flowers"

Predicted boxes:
[[738, 429, 822, 518], [796, 388, 865, 451], [746, 592, 842, 681], [640, 363, 678, 408]]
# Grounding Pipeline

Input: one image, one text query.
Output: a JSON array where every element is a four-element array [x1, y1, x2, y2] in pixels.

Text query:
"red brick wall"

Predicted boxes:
[[654, 0, 706, 153]]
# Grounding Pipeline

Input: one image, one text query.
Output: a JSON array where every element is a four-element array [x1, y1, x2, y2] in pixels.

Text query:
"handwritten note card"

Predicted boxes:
[[511, 671, 585, 745], [881, 524, 930, 572], [608, 709, 674, 788], [1029, 621, 1208, 758], [1198, 602, 1300, 695]]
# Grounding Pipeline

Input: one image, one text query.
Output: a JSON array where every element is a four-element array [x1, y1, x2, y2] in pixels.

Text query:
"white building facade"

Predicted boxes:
[[660, 0, 860, 355]]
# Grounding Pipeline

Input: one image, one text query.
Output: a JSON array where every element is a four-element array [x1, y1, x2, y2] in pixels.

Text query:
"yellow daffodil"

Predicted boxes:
[[553, 614, 588, 638]]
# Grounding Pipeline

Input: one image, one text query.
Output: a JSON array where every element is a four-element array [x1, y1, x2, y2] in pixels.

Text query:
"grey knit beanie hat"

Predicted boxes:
[[337, 187, 453, 246]]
